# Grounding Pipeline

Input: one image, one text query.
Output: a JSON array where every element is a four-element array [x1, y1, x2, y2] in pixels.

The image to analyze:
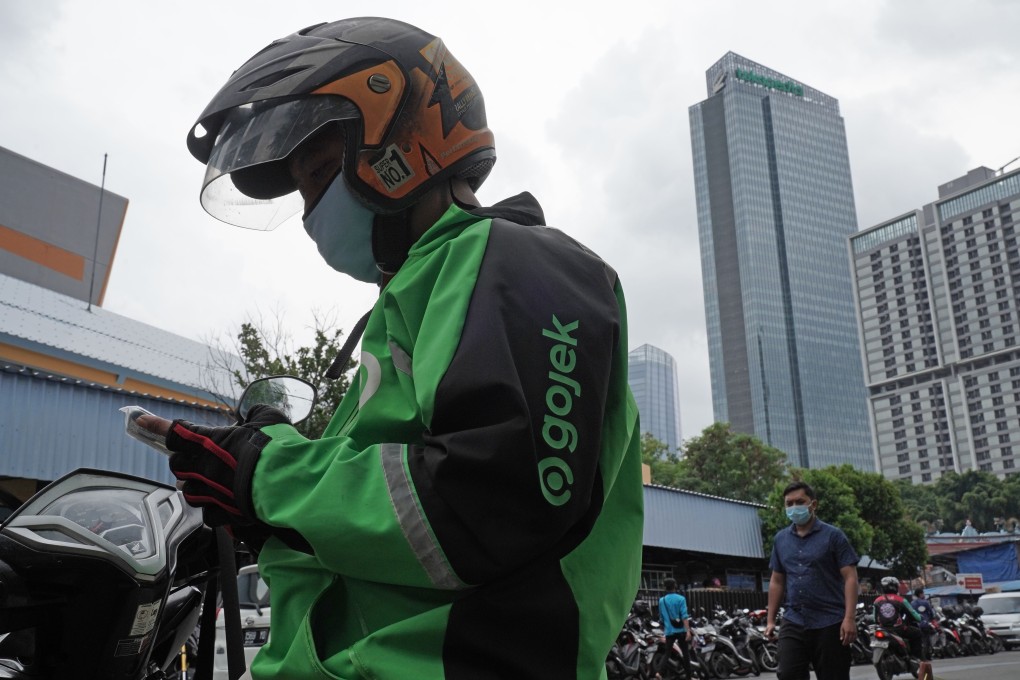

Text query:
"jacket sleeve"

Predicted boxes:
[[249, 221, 625, 589], [903, 600, 922, 622]]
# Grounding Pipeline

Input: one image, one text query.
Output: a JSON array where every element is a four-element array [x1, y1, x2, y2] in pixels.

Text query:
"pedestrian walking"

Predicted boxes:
[[655, 578, 692, 679], [765, 481, 860, 680]]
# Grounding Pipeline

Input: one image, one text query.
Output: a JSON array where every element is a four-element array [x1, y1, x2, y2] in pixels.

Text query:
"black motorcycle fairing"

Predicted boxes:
[[0, 470, 212, 680]]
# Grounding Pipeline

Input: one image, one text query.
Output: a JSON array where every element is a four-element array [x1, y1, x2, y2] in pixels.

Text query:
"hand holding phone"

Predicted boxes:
[[121, 406, 173, 456]]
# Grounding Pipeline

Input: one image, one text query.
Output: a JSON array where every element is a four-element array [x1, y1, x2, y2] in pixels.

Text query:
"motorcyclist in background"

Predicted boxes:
[[137, 16, 643, 680], [873, 576, 924, 660]]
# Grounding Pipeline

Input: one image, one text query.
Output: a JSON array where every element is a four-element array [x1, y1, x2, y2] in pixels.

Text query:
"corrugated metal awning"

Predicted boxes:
[[643, 484, 766, 559], [0, 366, 231, 486], [0, 272, 240, 400]]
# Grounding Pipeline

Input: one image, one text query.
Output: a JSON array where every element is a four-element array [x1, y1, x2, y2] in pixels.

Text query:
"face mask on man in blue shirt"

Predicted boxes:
[[786, 504, 812, 525]]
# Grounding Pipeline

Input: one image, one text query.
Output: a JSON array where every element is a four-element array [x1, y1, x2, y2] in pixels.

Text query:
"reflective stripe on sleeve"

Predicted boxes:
[[389, 341, 413, 376], [379, 442, 466, 590]]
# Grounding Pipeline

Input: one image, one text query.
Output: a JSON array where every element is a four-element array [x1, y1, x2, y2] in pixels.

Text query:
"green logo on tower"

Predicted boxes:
[[734, 68, 804, 97]]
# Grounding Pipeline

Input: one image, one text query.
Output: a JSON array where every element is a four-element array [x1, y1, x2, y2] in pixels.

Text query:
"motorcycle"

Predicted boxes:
[[0, 376, 315, 680], [869, 625, 920, 680], [606, 613, 650, 679], [687, 625, 719, 679], [648, 624, 712, 680], [942, 608, 983, 656], [849, 604, 874, 666], [741, 619, 776, 674], [961, 609, 1002, 654], [935, 615, 963, 658], [716, 612, 762, 677], [700, 618, 758, 678]]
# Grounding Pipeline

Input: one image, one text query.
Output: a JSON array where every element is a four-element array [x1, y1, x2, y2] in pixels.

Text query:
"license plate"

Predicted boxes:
[[871, 640, 888, 648], [243, 627, 270, 647]]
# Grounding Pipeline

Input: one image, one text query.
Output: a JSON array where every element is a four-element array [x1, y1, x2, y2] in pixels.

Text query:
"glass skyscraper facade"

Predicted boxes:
[[628, 344, 683, 451], [689, 52, 872, 470], [850, 167, 1020, 482]]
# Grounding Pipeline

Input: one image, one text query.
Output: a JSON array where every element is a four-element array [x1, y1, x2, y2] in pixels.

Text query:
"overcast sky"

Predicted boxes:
[[2, 0, 1018, 440]]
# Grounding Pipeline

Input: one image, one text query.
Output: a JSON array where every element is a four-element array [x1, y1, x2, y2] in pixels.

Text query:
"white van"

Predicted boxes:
[[977, 592, 1020, 650], [213, 564, 270, 680]]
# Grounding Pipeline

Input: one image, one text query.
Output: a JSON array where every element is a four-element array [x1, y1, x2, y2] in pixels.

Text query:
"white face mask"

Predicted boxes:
[[302, 173, 381, 283]]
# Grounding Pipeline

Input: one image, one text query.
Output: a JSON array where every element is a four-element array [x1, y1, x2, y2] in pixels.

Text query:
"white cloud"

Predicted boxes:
[[3, 0, 1020, 440]]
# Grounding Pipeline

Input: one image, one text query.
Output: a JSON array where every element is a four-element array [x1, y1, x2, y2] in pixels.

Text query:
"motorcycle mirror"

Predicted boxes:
[[237, 376, 317, 424]]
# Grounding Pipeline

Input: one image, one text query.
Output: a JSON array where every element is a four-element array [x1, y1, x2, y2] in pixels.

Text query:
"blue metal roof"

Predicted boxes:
[[0, 272, 239, 400], [643, 484, 766, 559], [0, 366, 231, 486]]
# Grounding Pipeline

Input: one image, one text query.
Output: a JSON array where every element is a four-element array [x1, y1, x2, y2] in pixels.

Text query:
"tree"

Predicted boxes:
[[760, 466, 929, 579], [930, 470, 1020, 533], [207, 309, 357, 438], [833, 465, 928, 578], [894, 479, 940, 526], [760, 467, 872, 561], [641, 433, 684, 487], [674, 422, 789, 504]]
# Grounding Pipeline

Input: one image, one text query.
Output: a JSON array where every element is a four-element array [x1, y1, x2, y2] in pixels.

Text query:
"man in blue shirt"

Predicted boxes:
[[657, 578, 692, 679], [911, 587, 934, 659], [765, 481, 859, 680]]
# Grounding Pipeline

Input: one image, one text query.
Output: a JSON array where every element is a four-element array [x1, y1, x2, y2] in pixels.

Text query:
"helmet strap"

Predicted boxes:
[[371, 210, 414, 277]]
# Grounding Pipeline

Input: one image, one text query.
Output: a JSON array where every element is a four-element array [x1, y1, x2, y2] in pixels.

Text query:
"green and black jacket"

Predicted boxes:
[[249, 193, 643, 679]]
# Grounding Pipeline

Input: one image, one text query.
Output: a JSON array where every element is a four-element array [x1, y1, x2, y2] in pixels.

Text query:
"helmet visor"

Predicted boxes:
[[199, 96, 359, 230]]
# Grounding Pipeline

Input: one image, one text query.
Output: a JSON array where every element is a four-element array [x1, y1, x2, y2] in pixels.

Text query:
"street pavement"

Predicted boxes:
[[753, 648, 1020, 679]]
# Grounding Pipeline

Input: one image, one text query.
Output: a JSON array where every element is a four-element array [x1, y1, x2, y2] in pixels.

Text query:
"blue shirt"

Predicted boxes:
[[769, 519, 858, 629], [658, 592, 689, 635], [911, 597, 933, 625]]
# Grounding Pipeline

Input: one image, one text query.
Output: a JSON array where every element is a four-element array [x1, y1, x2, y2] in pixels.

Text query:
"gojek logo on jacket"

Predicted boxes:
[[539, 315, 580, 507]]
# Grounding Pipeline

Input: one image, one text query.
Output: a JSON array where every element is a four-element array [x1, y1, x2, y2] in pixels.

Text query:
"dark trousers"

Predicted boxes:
[[654, 633, 692, 679], [669, 633, 692, 678], [896, 624, 923, 660], [777, 621, 851, 680]]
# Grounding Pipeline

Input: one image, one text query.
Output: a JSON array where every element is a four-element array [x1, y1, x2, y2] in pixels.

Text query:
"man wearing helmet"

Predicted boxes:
[[873, 577, 924, 660], [138, 16, 643, 680]]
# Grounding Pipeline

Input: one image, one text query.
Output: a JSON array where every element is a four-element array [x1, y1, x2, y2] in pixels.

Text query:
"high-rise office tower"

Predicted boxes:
[[850, 167, 1020, 482], [689, 52, 872, 470], [627, 344, 683, 451]]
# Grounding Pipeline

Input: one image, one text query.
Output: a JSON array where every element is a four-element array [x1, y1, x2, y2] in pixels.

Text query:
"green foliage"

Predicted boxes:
[[898, 471, 1020, 534], [641, 433, 685, 487], [641, 422, 789, 505], [760, 467, 873, 562], [760, 466, 929, 579], [211, 311, 355, 439], [834, 465, 928, 577], [676, 422, 789, 504], [894, 479, 940, 525]]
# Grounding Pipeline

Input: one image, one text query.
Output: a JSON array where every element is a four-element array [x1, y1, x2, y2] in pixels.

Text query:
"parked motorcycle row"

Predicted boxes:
[[606, 602, 777, 679], [611, 597, 1014, 680]]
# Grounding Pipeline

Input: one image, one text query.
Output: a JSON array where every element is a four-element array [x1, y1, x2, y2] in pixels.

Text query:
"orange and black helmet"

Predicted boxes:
[[187, 17, 496, 230]]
